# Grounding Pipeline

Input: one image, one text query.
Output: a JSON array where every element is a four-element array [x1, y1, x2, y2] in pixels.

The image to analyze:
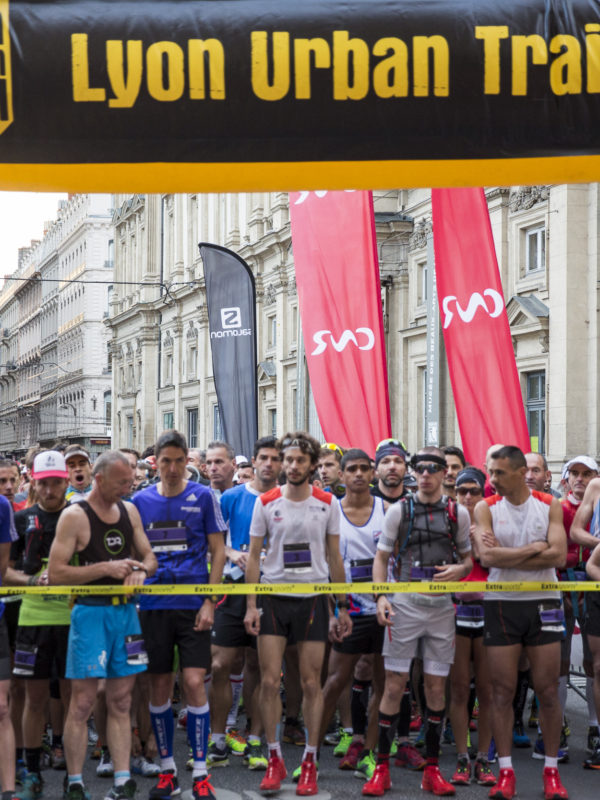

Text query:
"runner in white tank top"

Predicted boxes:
[[474, 445, 568, 800]]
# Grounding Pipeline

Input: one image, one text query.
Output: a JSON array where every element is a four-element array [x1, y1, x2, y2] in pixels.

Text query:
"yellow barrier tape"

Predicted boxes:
[[1, 581, 599, 597]]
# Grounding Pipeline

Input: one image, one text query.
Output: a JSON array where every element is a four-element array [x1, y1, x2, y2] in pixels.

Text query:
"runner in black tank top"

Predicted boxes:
[[77, 500, 135, 586]]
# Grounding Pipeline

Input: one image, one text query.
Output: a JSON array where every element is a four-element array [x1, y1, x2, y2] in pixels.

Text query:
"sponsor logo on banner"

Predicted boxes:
[[210, 306, 252, 338], [441, 289, 503, 329], [311, 327, 375, 355]]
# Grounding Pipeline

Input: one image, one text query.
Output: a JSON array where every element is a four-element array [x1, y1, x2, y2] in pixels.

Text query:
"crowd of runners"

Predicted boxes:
[[0, 432, 599, 800]]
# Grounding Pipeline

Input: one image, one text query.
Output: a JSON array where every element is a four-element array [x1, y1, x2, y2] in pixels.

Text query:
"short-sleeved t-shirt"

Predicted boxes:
[[220, 483, 260, 578], [133, 481, 226, 610], [250, 485, 340, 595], [0, 494, 13, 621]]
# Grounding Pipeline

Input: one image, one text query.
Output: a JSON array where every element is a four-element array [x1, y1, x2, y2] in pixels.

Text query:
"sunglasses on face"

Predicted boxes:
[[457, 487, 483, 496], [414, 463, 444, 475]]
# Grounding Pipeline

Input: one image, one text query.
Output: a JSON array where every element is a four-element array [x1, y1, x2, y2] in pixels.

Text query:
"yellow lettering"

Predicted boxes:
[[188, 39, 225, 99], [586, 24, 600, 92], [413, 35, 449, 97], [294, 37, 331, 100], [106, 40, 142, 108], [372, 37, 409, 97], [146, 41, 184, 101], [475, 25, 509, 94], [333, 31, 369, 100], [71, 34, 106, 102], [251, 31, 290, 101], [512, 34, 548, 95], [549, 35, 581, 95]]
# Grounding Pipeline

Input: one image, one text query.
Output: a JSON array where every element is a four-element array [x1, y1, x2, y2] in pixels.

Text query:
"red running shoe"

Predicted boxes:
[[260, 755, 287, 795], [362, 763, 391, 796], [488, 768, 516, 800], [193, 774, 216, 800], [339, 741, 363, 770], [296, 759, 318, 796], [421, 765, 455, 796], [394, 743, 426, 770], [543, 767, 568, 800], [410, 715, 423, 732]]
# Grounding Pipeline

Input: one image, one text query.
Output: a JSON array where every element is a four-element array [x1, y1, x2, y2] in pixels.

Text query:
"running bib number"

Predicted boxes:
[[146, 521, 188, 552], [283, 543, 312, 573], [13, 642, 37, 676], [125, 634, 149, 666], [350, 558, 373, 582], [538, 604, 565, 634], [456, 604, 484, 629]]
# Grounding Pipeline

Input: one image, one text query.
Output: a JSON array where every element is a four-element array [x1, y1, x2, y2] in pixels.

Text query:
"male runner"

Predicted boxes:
[[318, 444, 345, 498], [8, 451, 71, 800], [49, 450, 157, 800], [364, 446, 472, 797], [244, 431, 352, 796], [132, 430, 226, 800], [205, 441, 236, 497], [317, 449, 386, 780], [441, 447, 465, 501], [210, 436, 282, 771], [370, 440, 410, 504], [0, 489, 17, 800], [475, 445, 568, 800], [64, 446, 93, 504]]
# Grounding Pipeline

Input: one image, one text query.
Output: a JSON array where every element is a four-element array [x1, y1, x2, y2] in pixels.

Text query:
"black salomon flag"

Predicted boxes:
[[200, 243, 257, 459]]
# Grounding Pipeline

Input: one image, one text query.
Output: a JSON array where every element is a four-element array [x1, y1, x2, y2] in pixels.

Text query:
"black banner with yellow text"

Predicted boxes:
[[2, 0, 600, 190]]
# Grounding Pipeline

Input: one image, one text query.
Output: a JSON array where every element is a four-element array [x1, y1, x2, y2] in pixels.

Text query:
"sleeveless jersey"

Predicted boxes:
[[220, 483, 260, 579], [485, 491, 559, 601], [590, 495, 600, 540], [250, 485, 340, 596], [77, 500, 135, 585], [339, 496, 385, 616], [561, 493, 589, 569]]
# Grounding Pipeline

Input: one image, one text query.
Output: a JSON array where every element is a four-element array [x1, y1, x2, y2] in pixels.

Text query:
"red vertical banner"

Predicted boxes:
[[289, 191, 391, 454], [432, 188, 530, 467]]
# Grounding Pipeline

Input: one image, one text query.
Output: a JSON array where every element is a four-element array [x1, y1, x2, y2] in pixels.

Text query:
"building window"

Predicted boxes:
[[104, 391, 112, 430], [526, 371, 546, 453], [165, 353, 173, 385], [213, 404, 223, 440], [126, 415, 134, 448], [187, 407, 198, 448], [269, 408, 277, 437], [107, 343, 112, 372], [188, 345, 197, 379], [163, 411, 174, 430], [418, 260, 427, 305], [267, 315, 277, 349], [525, 226, 545, 274]]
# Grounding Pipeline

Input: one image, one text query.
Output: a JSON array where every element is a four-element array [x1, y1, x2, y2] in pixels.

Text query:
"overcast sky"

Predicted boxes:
[[0, 192, 67, 285]]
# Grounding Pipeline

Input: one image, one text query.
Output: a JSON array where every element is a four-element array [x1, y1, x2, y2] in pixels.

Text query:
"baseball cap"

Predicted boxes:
[[235, 455, 249, 465], [561, 455, 599, 481], [32, 451, 69, 480], [64, 447, 90, 463]]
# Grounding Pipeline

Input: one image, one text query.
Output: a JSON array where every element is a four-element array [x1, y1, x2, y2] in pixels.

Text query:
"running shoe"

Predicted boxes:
[[362, 763, 391, 796], [292, 761, 318, 783], [283, 723, 306, 747], [450, 757, 471, 785], [63, 783, 91, 800], [52, 745, 66, 770], [260, 755, 287, 794], [389, 738, 398, 758], [296, 759, 318, 796], [131, 755, 160, 777], [587, 725, 600, 754], [15, 773, 43, 800], [488, 768, 515, 800], [354, 751, 376, 781], [87, 719, 99, 747], [339, 741, 363, 770], [333, 729, 353, 757], [243, 741, 268, 770], [103, 780, 136, 800], [512, 720, 531, 748], [488, 739, 497, 764], [15, 761, 27, 786], [542, 767, 568, 799], [148, 770, 181, 799], [192, 775, 216, 800], [225, 729, 247, 756], [584, 746, 600, 769], [532, 737, 569, 763], [97, 749, 114, 777], [394, 742, 426, 770], [410, 715, 422, 732], [474, 758, 496, 786], [421, 765, 455, 796], [206, 742, 229, 768]]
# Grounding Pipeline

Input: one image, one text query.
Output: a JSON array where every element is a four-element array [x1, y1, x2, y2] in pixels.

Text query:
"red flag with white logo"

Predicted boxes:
[[432, 188, 530, 467], [289, 191, 391, 453]]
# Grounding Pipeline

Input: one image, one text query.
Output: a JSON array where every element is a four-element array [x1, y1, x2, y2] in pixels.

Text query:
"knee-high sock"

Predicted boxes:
[[150, 701, 175, 770], [187, 703, 211, 778], [351, 679, 371, 737], [397, 688, 412, 738], [376, 711, 399, 764], [587, 677, 599, 726], [425, 707, 445, 764]]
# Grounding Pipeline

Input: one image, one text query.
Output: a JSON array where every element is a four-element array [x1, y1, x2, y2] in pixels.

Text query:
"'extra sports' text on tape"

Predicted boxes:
[[1, 581, 600, 597]]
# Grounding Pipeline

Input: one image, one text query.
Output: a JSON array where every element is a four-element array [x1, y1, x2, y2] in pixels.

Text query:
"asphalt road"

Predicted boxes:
[[36, 674, 599, 800]]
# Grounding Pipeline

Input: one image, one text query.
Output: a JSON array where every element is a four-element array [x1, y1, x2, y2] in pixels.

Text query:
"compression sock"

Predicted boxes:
[[397, 688, 412, 739], [149, 700, 175, 769], [424, 707, 445, 764], [187, 703, 210, 777], [376, 711, 399, 764], [351, 679, 371, 737], [227, 674, 244, 728]]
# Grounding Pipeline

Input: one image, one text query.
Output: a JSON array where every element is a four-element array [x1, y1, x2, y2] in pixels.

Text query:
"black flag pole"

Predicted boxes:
[[199, 243, 258, 458]]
